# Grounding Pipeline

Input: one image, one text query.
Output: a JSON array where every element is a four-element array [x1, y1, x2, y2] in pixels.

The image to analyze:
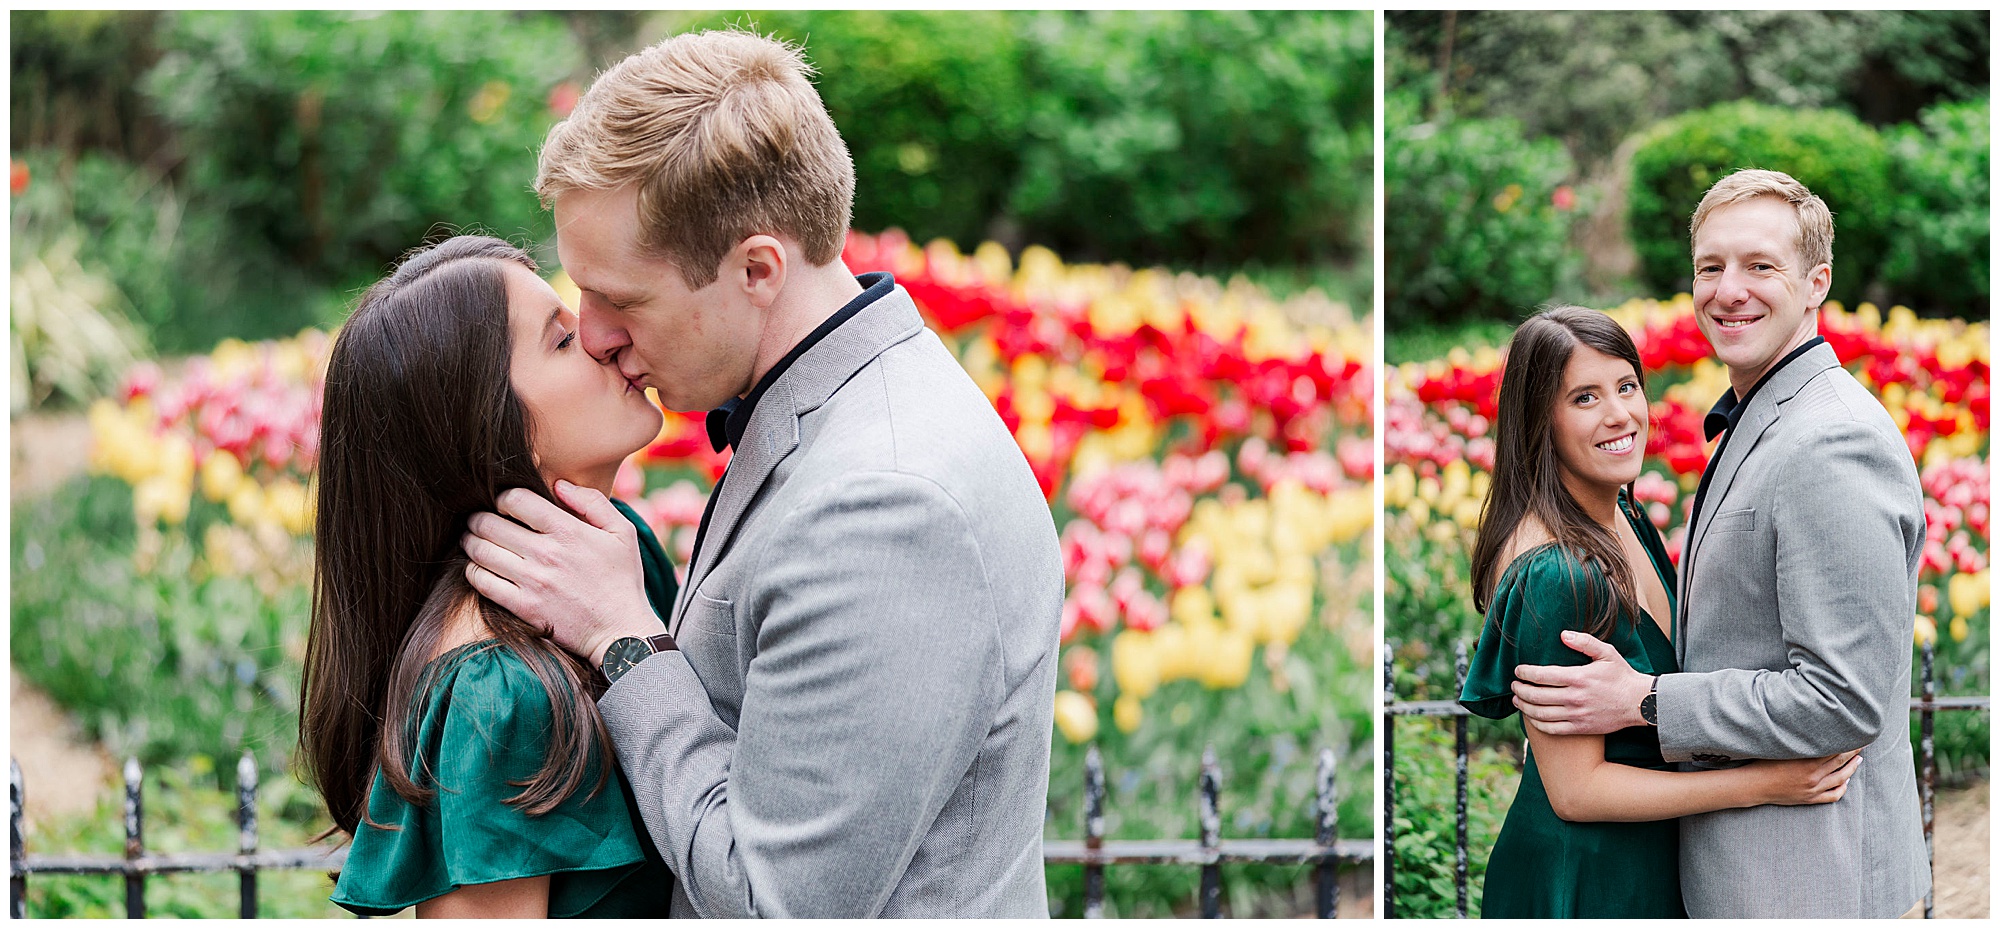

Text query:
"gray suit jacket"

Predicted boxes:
[[1657, 342, 1929, 918], [597, 285, 1064, 917]]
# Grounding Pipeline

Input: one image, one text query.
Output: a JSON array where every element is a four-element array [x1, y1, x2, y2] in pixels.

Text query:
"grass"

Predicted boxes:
[[1383, 316, 1518, 366]]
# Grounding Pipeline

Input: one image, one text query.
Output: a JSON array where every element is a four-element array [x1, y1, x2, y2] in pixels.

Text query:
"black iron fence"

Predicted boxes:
[[1042, 744, 1373, 918], [1382, 638, 1990, 919], [11, 742, 1371, 918]]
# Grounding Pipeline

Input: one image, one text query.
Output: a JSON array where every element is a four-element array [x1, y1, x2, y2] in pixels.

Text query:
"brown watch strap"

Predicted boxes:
[[645, 632, 678, 653]]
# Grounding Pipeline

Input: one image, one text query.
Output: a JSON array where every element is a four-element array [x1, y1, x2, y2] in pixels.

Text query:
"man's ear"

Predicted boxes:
[[1806, 262, 1832, 309], [733, 235, 788, 309]]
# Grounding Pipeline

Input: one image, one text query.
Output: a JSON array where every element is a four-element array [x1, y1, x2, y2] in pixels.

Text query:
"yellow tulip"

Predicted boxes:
[[1914, 615, 1937, 647], [227, 481, 265, 527], [265, 479, 311, 536], [1110, 631, 1161, 699], [200, 452, 245, 503], [1200, 629, 1255, 690], [1113, 694, 1144, 734], [1171, 586, 1219, 627], [1949, 616, 1969, 643], [1407, 499, 1431, 527], [1052, 690, 1099, 744]]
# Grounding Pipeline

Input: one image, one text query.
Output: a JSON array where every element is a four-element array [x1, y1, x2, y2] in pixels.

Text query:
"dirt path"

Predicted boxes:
[[8, 672, 116, 830], [1932, 780, 1989, 919]]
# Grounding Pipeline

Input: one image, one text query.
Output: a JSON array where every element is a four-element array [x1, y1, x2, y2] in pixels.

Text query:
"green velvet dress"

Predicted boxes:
[[331, 499, 680, 917], [1458, 492, 1686, 919]]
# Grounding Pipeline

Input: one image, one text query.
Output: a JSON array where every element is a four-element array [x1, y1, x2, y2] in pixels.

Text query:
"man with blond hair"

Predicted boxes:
[[464, 30, 1063, 917], [1510, 168, 1930, 917]]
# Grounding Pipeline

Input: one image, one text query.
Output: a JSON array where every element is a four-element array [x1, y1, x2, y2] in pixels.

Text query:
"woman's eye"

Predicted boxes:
[[1575, 392, 1595, 405], [557, 332, 576, 351], [1619, 382, 1637, 394]]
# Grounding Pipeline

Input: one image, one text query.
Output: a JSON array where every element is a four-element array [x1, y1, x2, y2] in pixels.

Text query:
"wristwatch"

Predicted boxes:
[[1639, 674, 1660, 727], [601, 633, 678, 684]]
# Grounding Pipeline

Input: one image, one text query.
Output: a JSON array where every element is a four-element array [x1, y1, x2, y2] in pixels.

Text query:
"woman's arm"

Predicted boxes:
[[414, 875, 550, 918], [1528, 723, 1859, 823]]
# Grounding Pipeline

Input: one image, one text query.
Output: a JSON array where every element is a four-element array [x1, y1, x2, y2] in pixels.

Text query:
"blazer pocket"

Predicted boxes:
[[682, 588, 737, 638], [1707, 507, 1758, 533]]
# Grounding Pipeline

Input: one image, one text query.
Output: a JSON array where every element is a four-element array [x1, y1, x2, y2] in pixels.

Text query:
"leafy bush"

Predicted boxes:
[[1881, 97, 1990, 313], [1386, 720, 1518, 919], [1627, 101, 1892, 307], [10, 150, 332, 352], [10, 235, 149, 413], [138, 11, 580, 287], [1385, 92, 1579, 325], [1008, 11, 1373, 268]]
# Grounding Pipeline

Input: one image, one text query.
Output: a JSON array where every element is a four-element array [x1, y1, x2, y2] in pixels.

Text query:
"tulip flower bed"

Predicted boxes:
[[1384, 298, 1990, 911], [23, 231, 1373, 917]]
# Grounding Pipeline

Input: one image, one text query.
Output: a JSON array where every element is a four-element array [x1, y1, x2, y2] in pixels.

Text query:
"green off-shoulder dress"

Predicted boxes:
[[1457, 491, 1686, 919], [331, 500, 680, 917]]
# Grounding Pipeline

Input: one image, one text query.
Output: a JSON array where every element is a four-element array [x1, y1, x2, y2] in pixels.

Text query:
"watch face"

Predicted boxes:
[[603, 637, 653, 681]]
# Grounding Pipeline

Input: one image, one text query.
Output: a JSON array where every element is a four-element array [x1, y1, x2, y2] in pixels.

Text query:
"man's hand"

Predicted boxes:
[[1511, 630, 1653, 735], [462, 480, 662, 667]]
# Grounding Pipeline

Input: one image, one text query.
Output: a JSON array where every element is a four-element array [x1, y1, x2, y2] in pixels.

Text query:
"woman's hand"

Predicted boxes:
[[1753, 750, 1862, 806]]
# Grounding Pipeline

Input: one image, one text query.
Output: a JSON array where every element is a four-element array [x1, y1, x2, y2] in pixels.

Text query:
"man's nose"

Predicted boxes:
[[578, 300, 630, 364], [1713, 268, 1752, 305]]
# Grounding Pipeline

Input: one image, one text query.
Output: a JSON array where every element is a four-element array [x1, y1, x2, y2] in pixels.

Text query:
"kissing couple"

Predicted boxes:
[[1458, 169, 1931, 918], [298, 30, 1065, 918]]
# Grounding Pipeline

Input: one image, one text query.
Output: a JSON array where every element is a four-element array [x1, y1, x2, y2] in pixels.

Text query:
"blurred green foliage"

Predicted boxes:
[[1387, 11, 1989, 174], [1882, 97, 1991, 313], [11, 476, 307, 773], [1385, 11, 1987, 324], [1385, 87, 1580, 325], [140, 11, 580, 281], [1627, 101, 1892, 309], [11, 10, 1373, 372]]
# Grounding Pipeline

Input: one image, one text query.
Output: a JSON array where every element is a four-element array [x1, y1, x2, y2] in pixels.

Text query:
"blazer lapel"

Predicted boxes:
[[668, 285, 929, 633], [1677, 342, 1841, 663]]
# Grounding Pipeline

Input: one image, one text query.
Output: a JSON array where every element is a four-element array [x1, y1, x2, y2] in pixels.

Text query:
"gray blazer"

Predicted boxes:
[[597, 285, 1064, 917], [1657, 342, 1929, 918]]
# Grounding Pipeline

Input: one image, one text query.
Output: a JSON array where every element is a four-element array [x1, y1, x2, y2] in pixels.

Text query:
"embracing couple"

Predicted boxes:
[[297, 31, 1063, 917], [1460, 169, 1930, 919]]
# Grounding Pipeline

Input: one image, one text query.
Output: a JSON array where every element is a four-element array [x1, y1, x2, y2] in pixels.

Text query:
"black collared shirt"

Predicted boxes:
[[1701, 336, 1827, 442], [1683, 335, 1827, 560], [705, 271, 895, 454], [685, 272, 895, 582]]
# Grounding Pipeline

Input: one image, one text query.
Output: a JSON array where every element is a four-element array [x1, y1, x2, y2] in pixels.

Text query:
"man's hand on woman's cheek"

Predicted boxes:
[[462, 481, 662, 666]]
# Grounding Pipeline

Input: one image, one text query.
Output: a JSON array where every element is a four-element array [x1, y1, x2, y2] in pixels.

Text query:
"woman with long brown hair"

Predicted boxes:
[[300, 235, 676, 917], [1455, 306, 1861, 918]]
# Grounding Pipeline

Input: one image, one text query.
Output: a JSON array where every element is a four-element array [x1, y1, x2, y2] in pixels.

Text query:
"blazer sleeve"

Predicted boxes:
[[1656, 417, 1923, 761], [595, 470, 1004, 917]]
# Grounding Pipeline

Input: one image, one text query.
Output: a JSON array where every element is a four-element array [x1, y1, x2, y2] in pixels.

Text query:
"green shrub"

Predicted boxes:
[[10, 149, 332, 352], [1009, 11, 1373, 268], [676, 11, 1031, 253], [1385, 91, 1579, 325], [1881, 97, 1990, 314], [138, 11, 580, 288], [1627, 101, 1891, 307], [1386, 719, 1518, 919]]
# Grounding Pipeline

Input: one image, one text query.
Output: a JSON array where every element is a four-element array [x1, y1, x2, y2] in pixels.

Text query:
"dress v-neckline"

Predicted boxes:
[[1619, 492, 1677, 647]]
